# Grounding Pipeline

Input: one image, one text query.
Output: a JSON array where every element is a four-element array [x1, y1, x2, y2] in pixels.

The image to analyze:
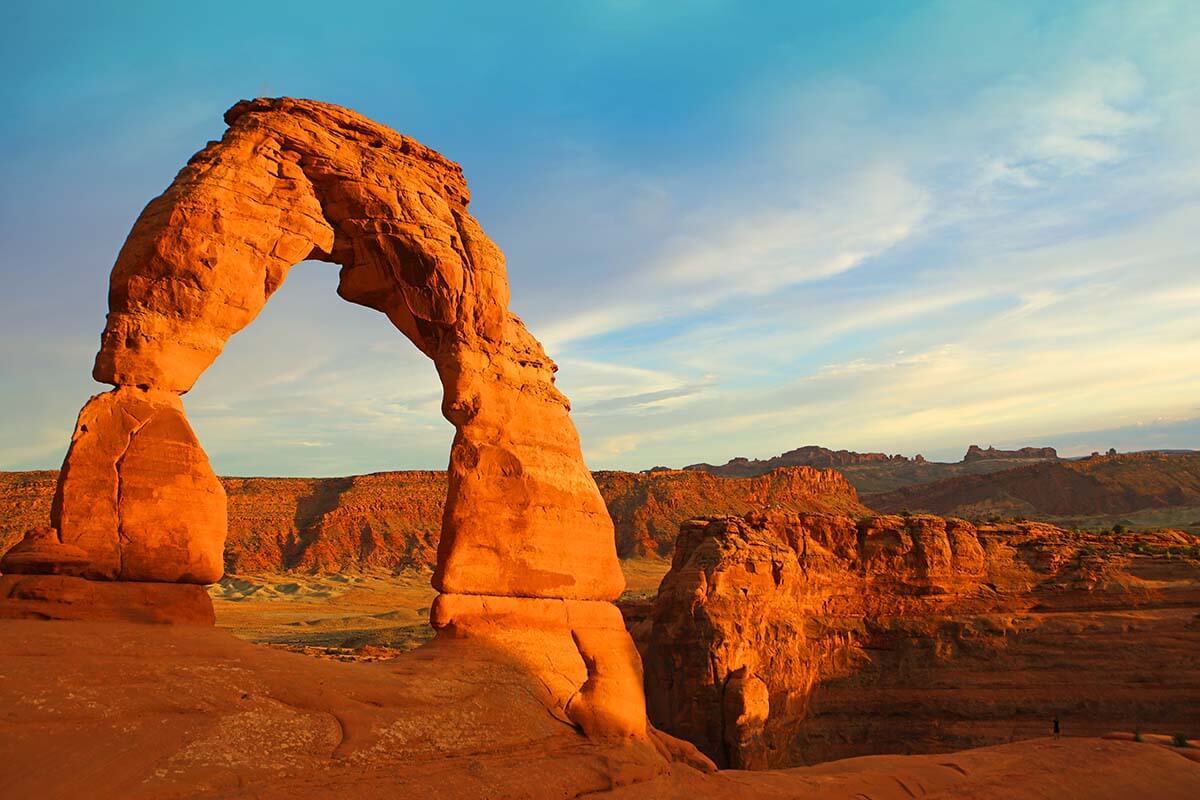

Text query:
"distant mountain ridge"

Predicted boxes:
[[867, 451, 1200, 524], [963, 444, 1058, 461], [682, 443, 1062, 478], [680, 443, 1061, 492], [683, 445, 921, 477]]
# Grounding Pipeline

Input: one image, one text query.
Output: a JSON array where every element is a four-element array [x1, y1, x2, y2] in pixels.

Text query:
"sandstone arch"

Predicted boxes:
[[52, 98, 624, 603]]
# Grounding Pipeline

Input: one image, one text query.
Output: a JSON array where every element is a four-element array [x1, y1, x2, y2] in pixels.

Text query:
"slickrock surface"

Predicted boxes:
[[3, 619, 1198, 800], [0, 575, 215, 624], [2, 466, 862, 572], [636, 511, 1200, 768]]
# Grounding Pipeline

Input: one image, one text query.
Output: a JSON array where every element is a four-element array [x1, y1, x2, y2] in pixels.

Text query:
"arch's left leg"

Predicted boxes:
[[51, 387, 225, 583]]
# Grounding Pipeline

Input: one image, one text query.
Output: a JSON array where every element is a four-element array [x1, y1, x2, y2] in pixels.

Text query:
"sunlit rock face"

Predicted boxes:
[[638, 511, 1200, 768], [37, 98, 674, 744], [3, 465, 866, 574], [56, 97, 622, 600]]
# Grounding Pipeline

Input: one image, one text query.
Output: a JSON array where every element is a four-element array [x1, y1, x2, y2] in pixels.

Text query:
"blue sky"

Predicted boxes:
[[1, 1, 1198, 475]]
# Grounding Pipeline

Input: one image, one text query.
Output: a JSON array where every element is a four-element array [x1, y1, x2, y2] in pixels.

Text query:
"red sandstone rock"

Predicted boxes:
[[3, 467, 864, 574], [430, 593, 651, 738], [41, 97, 648, 744], [638, 511, 1200, 768], [597, 467, 867, 557], [51, 387, 225, 583], [0, 575, 215, 624], [0, 527, 89, 575], [58, 97, 621, 600], [6, 619, 1197, 798], [867, 451, 1200, 518]]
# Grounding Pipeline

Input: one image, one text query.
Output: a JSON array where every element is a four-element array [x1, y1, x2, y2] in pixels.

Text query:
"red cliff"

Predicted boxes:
[[635, 510, 1200, 768], [2, 466, 863, 572]]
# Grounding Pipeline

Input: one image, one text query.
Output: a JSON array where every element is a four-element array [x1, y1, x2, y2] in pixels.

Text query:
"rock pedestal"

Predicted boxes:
[[0, 575, 215, 625]]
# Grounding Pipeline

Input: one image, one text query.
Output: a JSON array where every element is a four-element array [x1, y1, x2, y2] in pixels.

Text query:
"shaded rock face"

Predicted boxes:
[[54, 96, 621, 600], [220, 472, 447, 574], [637, 511, 1200, 768], [4, 466, 862, 573], [0, 575, 215, 625]]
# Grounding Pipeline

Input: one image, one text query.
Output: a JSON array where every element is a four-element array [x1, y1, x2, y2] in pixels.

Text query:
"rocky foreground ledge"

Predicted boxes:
[[2, 618, 1198, 800]]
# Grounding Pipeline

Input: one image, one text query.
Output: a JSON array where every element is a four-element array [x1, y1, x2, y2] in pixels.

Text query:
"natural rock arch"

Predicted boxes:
[[52, 97, 624, 602]]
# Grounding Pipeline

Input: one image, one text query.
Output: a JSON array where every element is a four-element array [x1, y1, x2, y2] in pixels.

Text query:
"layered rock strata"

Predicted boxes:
[[637, 511, 1200, 767], [0, 576, 215, 624], [2, 466, 863, 572]]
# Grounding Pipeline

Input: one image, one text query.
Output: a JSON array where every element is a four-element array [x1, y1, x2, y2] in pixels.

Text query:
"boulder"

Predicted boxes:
[[0, 527, 89, 576]]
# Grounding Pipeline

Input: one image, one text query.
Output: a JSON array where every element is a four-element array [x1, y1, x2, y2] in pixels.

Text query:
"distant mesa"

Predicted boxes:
[[683, 445, 917, 477], [2, 465, 866, 573], [962, 444, 1058, 461], [867, 451, 1200, 519], [680, 442, 1057, 481]]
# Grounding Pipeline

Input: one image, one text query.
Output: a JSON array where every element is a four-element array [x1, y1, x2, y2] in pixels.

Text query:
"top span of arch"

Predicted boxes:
[[69, 97, 624, 600], [94, 96, 511, 394]]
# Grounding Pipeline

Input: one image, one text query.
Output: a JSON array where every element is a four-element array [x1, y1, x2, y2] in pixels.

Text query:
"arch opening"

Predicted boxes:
[[50, 97, 624, 601], [183, 258, 450, 479]]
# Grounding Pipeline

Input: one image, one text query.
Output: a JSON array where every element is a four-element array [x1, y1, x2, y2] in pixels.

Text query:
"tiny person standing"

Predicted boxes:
[[1053, 715, 1061, 739]]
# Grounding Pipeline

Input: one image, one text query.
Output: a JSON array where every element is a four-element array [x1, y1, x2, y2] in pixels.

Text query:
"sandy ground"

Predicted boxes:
[[210, 557, 672, 658]]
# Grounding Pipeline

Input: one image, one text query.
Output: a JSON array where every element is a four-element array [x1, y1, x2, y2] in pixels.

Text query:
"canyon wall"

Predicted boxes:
[[1, 466, 863, 572], [633, 510, 1200, 768]]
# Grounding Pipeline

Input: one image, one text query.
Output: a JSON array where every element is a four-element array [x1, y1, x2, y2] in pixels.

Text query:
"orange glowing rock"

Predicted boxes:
[[57, 97, 622, 599]]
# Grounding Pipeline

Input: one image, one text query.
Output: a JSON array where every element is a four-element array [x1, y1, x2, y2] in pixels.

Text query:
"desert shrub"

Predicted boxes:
[[1134, 729, 1143, 742], [1112, 523, 1127, 534], [1172, 732, 1189, 747]]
